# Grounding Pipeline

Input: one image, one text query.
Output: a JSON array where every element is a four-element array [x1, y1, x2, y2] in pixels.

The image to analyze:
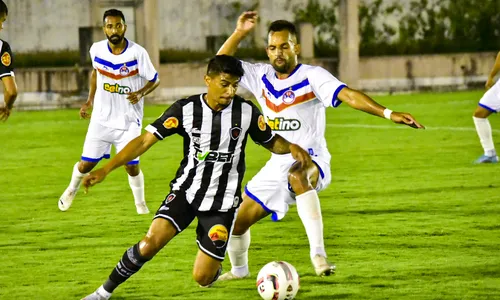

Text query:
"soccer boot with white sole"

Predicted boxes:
[[81, 291, 110, 300], [312, 254, 336, 276], [474, 154, 499, 164], [217, 271, 250, 281], [135, 202, 150, 214], [58, 188, 77, 211]]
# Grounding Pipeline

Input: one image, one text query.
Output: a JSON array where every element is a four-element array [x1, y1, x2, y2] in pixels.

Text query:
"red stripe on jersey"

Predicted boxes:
[[96, 68, 139, 80], [262, 89, 316, 113]]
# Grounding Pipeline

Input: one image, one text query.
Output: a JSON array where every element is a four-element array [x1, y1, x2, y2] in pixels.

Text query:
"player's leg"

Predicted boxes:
[[193, 208, 239, 287], [288, 160, 335, 276], [473, 105, 498, 163], [82, 218, 177, 300], [82, 191, 195, 299], [219, 192, 270, 280], [59, 123, 111, 211], [117, 123, 149, 214]]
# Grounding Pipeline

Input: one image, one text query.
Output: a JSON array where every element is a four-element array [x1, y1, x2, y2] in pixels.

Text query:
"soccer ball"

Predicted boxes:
[[256, 261, 300, 300]]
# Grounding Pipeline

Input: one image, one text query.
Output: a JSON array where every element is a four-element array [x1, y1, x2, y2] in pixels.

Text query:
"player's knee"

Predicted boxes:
[[138, 235, 164, 258], [193, 269, 216, 287], [288, 169, 308, 189], [473, 106, 491, 118], [125, 164, 140, 176], [78, 161, 97, 173]]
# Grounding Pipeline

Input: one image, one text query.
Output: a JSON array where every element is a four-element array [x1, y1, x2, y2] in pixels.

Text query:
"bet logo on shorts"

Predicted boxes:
[[208, 224, 228, 248], [163, 117, 179, 129]]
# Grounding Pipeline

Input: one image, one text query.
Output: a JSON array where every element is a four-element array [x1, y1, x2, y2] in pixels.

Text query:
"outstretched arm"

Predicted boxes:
[[83, 132, 159, 189], [338, 87, 425, 129], [262, 134, 312, 167], [486, 51, 500, 90], [217, 11, 258, 56]]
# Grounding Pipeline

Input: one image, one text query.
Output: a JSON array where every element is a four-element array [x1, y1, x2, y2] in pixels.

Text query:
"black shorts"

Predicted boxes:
[[153, 191, 237, 261]]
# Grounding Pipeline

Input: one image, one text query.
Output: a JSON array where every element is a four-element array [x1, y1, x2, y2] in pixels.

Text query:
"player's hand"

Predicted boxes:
[[390, 112, 425, 129], [127, 91, 143, 105], [485, 77, 495, 90], [0, 106, 11, 122], [80, 102, 92, 119], [290, 143, 312, 168], [82, 168, 108, 193], [235, 11, 258, 34]]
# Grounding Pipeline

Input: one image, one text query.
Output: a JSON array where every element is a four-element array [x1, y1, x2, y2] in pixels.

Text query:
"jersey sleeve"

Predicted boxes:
[[138, 47, 158, 82], [145, 101, 183, 140], [240, 60, 265, 95], [0, 41, 14, 78], [248, 101, 274, 144], [89, 43, 97, 69], [308, 66, 347, 108]]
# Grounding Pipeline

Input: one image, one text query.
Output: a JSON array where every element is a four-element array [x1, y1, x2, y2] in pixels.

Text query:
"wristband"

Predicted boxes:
[[383, 108, 393, 120]]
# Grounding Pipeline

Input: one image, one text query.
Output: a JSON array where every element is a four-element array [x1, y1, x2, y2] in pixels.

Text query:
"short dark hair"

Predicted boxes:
[[0, 0, 8, 16], [103, 9, 125, 23], [268, 20, 297, 36], [206, 55, 244, 78]]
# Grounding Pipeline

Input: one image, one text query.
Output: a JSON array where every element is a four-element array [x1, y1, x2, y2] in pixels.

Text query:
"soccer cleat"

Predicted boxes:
[[312, 254, 336, 276], [81, 291, 110, 300], [135, 202, 150, 214], [58, 188, 77, 211], [217, 271, 250, 281], [474, 154, 499, 164]]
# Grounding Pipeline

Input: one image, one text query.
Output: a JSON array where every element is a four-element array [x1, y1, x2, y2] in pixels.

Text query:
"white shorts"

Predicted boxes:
[[81, 121, 142, 165], [479, 80, 500, 112], [245, 154, 331, 221]]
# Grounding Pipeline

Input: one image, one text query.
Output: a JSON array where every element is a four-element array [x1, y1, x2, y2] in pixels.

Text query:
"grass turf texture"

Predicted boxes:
[[1, 90, 499, 299]]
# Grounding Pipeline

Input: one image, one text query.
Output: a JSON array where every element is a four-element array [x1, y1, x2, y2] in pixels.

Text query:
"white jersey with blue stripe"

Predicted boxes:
[[90, 39, 158, 130], [240, 61, 346, 160]]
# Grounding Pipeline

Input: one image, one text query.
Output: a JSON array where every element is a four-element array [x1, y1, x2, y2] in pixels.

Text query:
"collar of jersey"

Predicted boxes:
[[107, 38, 129, 55], [274, 63, 302, 79]]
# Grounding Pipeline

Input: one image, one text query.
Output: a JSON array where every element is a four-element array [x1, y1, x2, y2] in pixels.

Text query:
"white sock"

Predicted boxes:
[[228, 230, 251, 277], [128, 170, 145, 205], [96, 285, 112, 299], [68, 162, 87, 191], [296, 190, 327, 260], [473, 117, 496, 156]]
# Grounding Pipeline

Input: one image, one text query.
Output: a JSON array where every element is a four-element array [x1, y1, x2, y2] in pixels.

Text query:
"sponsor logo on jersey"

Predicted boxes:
[[119, 64, 130, 76], [282, 90, 296, 104], [194, 148, 233, 163], [103, 83, 131, 94], [267, 117, 301, 131], [208, 224, 228, 248], [258, 115, 267, 131], [1, 52, 11, 66], [163, 117, 179, 129], [230, 127, 241, 140]]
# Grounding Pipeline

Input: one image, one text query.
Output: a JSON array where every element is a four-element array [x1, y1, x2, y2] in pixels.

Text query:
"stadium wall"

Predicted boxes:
[[6, 51, 496, 109]]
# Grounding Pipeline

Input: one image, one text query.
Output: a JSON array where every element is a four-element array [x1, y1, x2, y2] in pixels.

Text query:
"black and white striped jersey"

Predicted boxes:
[[145, 93, 275, 212], [0, 39, 14, 79]]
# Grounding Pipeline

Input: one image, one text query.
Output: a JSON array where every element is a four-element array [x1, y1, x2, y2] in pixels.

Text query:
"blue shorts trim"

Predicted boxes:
[[127, 160, 140, 165], [81, 154, 111, 163], [244, 186, 279, 222], [479, 103, 497, 113], [312, 160, 325, 179]]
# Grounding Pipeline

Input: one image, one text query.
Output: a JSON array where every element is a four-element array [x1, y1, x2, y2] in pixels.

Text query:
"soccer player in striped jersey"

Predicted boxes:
[[80, 55, 312, 300], [217, 11, 424, 278], [0, 0, 18, 122], [58, 9, 160, 214]]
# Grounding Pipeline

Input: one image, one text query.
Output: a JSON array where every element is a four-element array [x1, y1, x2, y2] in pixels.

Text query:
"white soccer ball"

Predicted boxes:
[[256, 261, 300, 300]]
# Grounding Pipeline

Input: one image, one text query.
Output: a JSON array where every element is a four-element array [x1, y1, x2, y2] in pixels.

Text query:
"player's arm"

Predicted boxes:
[[0, 42, 18, 122], [83, 132, 159, 189], [217, 11, 258, 56], [485, 51, 500, 89], [262, 134, 312, 167], [338, 87, 425, 129], [80, 69, 96, 119]]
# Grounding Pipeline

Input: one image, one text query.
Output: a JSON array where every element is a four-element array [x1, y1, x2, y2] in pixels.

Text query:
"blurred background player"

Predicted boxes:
[[58, 9, 160, 214], [0, 0, 18, 122], [80, 55, 312, 300], [217, 11, 424, 279], [472, 50, 500, 163]]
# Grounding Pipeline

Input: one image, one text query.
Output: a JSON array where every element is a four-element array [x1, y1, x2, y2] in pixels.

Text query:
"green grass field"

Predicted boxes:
[[1, 90, 499, 299]]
